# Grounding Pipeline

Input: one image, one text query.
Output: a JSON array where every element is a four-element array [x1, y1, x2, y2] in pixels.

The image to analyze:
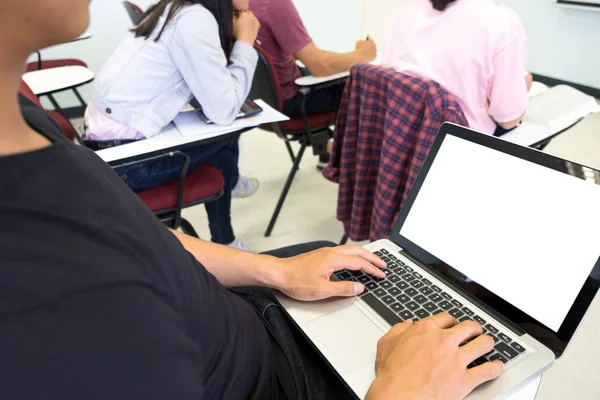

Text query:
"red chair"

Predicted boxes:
[[26, 56, 88, 73], [133, 153, 225, 236], [19, 80, 78, 140], [18, 80, 224, 237], [123, 1, 145, 25], [249, 45, 337, 236]]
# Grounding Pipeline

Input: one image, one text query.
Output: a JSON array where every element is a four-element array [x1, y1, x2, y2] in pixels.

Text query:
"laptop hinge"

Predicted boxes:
[[400, 250, 526, 336]]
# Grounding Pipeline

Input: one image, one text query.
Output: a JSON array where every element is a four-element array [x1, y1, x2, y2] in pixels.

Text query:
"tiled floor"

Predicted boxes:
[[183, 113, 600, 399]]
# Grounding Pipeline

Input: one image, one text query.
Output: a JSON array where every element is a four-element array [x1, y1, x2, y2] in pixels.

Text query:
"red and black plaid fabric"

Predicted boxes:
[[323, 64, 468, 241]]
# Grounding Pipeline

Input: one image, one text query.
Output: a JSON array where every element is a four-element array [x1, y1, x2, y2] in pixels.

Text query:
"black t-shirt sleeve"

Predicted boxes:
[[2, 285, 206, 399], [18, 94, 66, 143]]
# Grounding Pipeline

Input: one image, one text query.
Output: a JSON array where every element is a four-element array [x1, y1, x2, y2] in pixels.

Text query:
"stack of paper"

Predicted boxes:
[[502, 85, 600, 147], [173, 99, 289, 138]]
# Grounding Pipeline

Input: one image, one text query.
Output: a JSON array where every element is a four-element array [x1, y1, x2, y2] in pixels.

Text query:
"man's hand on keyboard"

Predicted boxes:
[[275, 245, 386, 301], [366, 313, 503, 400]]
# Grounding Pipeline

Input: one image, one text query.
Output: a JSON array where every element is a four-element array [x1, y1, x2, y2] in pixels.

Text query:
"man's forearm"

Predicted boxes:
[[171, 230, 285, 288], [314, 50, 365, 77]]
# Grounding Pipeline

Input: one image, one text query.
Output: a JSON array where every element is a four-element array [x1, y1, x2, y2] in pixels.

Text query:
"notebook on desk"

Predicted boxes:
[[502, 85, 600, 147]]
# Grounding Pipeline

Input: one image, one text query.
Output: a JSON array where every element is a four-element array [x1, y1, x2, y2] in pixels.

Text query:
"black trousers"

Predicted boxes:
[[230, 242, 356, 400], [282, 83, 347, 119]]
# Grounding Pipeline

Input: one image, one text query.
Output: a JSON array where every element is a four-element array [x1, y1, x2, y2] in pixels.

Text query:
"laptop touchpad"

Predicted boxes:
[[306, 304, 385, 375]]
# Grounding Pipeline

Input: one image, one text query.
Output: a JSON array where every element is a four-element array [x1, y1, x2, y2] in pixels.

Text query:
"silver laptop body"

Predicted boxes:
[[277, 123, 600, 399]]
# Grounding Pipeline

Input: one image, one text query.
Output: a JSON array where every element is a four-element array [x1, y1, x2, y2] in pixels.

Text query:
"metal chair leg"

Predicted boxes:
[[265, 143, 307, 237], [72, 87, 87, 107], [180, 218, 200, 238], [46, 93, 62, 113], [340, 234, 349, 245], [284, 141, 296, 163]]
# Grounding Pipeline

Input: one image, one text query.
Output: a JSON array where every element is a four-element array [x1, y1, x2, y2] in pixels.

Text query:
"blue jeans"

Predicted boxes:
[[116, 135, 240, 244]]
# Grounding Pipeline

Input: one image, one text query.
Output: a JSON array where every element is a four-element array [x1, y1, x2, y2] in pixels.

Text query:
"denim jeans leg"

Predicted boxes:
[[196, 136, 240, 244], [115, 135, 240, 244]]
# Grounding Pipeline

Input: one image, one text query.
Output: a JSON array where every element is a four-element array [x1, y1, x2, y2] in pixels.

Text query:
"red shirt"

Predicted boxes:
[[250, 0, 313, 101]]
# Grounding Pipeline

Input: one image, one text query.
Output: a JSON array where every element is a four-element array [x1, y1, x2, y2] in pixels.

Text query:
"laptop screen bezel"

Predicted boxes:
[[389, 122, 600, 357]]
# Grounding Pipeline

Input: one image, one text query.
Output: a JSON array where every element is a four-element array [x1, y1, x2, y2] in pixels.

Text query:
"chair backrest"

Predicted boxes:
[[249, 45, 283, 112], [123, 1, 144, 25], [18, 80, 42, 107], [18, 80, 78, 140]]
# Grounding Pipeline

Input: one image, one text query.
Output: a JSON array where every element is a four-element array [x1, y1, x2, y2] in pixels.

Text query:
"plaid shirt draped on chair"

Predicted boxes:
[[323, 64, 468, 241]]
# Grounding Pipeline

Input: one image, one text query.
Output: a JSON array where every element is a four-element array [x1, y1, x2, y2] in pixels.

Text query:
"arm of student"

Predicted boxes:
[[169, 8, 258, 126], [264, 0, 374, 77], [294, 41, 373, 78], [170, 230, 386, 301], [489, 27, 529, 130]]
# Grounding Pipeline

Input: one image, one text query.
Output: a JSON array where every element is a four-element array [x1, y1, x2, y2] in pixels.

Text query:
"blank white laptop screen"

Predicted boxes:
[[400, 134, 600, 332]]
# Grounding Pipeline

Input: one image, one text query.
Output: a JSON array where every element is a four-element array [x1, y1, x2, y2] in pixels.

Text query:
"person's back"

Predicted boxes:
[[382, 0, 529, 134], [0, 96, 278, 399], [89, 3, 257, 137]]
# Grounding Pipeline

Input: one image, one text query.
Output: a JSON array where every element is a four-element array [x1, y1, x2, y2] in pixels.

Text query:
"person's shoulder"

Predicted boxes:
[[471, 1, 526, 44], [173, 4, 218, 34], [476, 1, 524, 29], [175, 4, 216, 24], [19, 94, 66, 143]]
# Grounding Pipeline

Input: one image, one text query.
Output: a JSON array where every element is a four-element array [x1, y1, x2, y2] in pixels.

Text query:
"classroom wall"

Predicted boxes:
[[292, 0, 363, 52], [362, 0, 600, 90], [501, 0, 600, 90], [32, 0, 156, 108]]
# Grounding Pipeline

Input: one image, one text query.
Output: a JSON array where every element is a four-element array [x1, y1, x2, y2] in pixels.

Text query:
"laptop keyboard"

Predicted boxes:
[[334, 248, 527, 367]]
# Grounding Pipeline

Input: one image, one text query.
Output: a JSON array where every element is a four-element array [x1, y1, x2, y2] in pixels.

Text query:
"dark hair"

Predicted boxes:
[[133, 0, 234, 59], [430, 0, 458, 11]]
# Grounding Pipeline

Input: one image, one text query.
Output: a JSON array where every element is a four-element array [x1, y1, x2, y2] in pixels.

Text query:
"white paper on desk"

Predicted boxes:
[[501, 85, 600, 147], [173, 99, 288, 137]]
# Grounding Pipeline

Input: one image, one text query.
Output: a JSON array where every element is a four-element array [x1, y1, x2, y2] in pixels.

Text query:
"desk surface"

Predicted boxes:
[[96, 124, 253, 166], [295, 71, 350, 87], [22, 65, 95, 96]]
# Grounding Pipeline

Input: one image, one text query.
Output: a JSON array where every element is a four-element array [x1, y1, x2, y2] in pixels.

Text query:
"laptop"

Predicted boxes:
[[277, 123, 600, 399]]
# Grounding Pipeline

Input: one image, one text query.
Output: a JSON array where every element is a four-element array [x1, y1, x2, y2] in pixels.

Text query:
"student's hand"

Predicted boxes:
[[234, 11, 260, 47], [366, 314, 503, 400], [525, 72, 533, 92], [356, 39, 377, 62], [275, 246, 386, 301]]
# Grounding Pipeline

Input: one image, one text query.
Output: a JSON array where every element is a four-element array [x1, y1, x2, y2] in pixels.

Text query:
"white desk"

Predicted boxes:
[[96, 123, 254, 166], [97, 100, 288, 166], [22, 65, 94, 96], [295, 71, 350, 87]]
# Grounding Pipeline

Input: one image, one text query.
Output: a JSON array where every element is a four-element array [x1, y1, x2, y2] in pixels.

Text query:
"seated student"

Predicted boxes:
[[382, 0, 534, 136], [84, 0, 260, 250], [2, 0, 503, 398], [249, 0, 377, 168]]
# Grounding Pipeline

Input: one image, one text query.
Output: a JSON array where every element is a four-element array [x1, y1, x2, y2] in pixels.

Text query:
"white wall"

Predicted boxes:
[[502, 0, 600, 90], [362, 0, 403, 48], [292, 0, 363, 52], [33, 0, 156, 107], [363, 0, 600, 90]]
